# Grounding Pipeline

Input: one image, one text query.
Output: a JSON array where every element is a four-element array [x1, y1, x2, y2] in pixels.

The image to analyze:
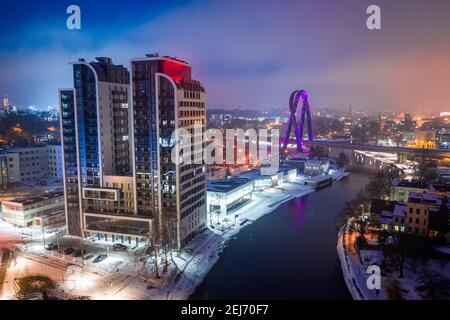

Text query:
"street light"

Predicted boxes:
[[41, 223, 46, 248]]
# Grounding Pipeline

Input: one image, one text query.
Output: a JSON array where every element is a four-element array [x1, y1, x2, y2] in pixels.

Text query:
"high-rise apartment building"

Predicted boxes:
[[60, 57, 150, 242], [131, 54, 207, 248], [60, 55, 207, 248]]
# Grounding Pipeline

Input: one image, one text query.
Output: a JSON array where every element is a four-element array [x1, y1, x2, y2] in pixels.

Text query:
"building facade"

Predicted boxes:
[[60, 57, 150, 243], [1, 190, 64, 227], [391, 180, 450, 203], [0, 152, 20, 188], [0, 146, 63, 185], [60, 55, 208, 248], [131, 54, 207, 248], [14, 146, 48, 184], [46, 145, 63, 178], [304, 160, 329, 176]]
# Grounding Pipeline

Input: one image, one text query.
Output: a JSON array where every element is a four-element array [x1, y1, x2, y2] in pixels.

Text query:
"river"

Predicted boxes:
[[191, 172, 371, 300]]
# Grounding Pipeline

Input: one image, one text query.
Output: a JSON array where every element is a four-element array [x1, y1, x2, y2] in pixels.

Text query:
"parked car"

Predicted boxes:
[[83, 254, 94, 261], [63, 247, 75, 255], [73, 249, 85, 257], [93, 254, 107, 263], [45, 242, 58, 250], [113, 243, 128, 251]]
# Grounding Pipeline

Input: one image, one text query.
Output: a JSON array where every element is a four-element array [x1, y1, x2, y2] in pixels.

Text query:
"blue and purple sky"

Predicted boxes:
[[1, 0, 450, 112]]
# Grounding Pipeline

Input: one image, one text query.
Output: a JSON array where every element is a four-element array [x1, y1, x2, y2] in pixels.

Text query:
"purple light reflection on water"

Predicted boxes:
[[291, 196, 307, 229]]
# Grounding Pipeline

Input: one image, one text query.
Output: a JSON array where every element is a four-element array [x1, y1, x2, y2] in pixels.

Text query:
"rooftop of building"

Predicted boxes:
[[305, 160, 327, 164], [303, 174, 333, 183], [207, 177, 253, 193], [3, 190, 64, 206], [393, 203, 407, 218], [141, 53, 190, 66], [391, 179, 427, 189], [371, 199, 396, 214], [392, 179, 450, 192], [73, 57, 129, 84], [429, 184, 450, 192], [239, 167, 283, 180], [408, 192, 445, 205]]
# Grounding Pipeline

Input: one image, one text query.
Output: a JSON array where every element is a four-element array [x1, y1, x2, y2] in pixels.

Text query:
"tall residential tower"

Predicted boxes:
[[131, 54, 207, 248], [60, 54, 207, 248], [60, 57, 150, 243]]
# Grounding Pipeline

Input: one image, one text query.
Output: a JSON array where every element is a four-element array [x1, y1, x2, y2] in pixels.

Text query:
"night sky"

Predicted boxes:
[[1, 0, 450, 112]]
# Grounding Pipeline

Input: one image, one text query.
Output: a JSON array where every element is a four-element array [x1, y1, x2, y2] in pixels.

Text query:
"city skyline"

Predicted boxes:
[[2, 0, 450, 112], [1, 0, 450, 305]]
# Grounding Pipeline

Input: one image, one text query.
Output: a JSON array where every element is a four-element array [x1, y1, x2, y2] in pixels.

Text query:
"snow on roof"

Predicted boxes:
[[380, 209, 393, 218], [393, 203, 406, 218], [207, 178, 253, 193], [408, 192, 444, 205]]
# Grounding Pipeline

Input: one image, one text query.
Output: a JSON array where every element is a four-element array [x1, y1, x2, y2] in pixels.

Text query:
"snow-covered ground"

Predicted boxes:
[[0, 176, 316, 300], [338, 222, 450, 300]]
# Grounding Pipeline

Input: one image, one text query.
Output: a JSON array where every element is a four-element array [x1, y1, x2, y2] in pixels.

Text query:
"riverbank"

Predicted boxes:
[[337, 223, 376, 300], [0, 177, 316, 300], [1, 172, 369, 300], [167, 177, 316, 299], [192, 172, 372, 299], [337, 220, 450, 300]]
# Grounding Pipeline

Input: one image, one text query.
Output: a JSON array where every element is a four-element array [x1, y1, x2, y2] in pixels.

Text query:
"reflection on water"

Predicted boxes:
[[191, 172, 371, 300]]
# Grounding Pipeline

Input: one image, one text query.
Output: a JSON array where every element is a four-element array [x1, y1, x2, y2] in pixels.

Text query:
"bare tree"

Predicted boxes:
[[339, 189, 371, 241], [336, 152, 349, 169], [413, 155, 438, 184], [419, 270, 450, 300], [366, 167, 402, 199]]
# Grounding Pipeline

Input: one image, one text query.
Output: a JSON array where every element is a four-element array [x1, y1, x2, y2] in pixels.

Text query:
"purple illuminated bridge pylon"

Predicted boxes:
[[281, 89, 313, 154]]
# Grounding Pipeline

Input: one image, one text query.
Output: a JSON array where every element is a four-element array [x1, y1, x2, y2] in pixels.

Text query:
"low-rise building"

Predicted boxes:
[[405, 192, 445, 236], [0, 145, 64, 185], [207, 166, 298, 216], [374, 192, 449, 239], [370, 199, 396, 226], [304, 160, 329, 176], [390, 180, 428, 203], [380, 203, 407, 232], [1, 190, 64, 227], [207, 178, 254, 216], [390, 180, 450, 203], [303, 175, 333, 189]]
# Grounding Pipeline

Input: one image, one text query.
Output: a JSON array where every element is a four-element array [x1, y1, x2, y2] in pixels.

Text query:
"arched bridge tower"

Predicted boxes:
[[282, 89, 313, 153]]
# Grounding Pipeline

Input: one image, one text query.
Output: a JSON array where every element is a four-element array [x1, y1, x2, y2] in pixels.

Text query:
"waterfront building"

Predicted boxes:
[[207, 178, 254, 216], [304, 160, 330, 176], [207, 166, 298, 217], [303, 175, 333, 189]]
